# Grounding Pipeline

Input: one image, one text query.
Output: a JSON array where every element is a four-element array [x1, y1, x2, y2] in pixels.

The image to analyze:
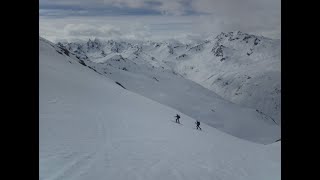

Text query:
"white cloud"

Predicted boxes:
[[39, 0, 281, 43], [42, 0, 191, 15], [110, 0, 146, 9], [157, 1, 186, 15], [190, 0, 281, 35], [42, 0, 107, 7], [64, 24, 122, 37], [40, 16, 160, 42]]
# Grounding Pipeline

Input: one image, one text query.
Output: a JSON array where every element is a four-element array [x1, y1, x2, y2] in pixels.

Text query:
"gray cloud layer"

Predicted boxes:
[[39, 0, 280, 42]]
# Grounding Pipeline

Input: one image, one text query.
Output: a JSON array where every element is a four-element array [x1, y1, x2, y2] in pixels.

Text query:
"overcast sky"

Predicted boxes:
[[39, 0, 281, 43]]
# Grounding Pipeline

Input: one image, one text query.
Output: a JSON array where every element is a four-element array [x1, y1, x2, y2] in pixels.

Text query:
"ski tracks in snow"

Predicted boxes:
[[42, 112, 111, 180], [44, 151, 96, 180]]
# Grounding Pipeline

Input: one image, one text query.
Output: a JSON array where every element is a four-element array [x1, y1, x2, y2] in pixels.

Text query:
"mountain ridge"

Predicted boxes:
[[57, 31, 281, 124]]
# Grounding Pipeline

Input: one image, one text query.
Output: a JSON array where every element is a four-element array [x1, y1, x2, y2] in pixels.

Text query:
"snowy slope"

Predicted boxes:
[[89, 58, 280, 144], [39, 38, 280, 180], [59, 31, 281, 125], [171, 32, 281, 124], [57, 37, 280, 144], [40, 37, 280, 180]]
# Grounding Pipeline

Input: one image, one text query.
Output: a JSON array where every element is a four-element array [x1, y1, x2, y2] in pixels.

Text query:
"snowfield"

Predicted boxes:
[[59, 31, 281, 125], [40, 37, 280, 180]]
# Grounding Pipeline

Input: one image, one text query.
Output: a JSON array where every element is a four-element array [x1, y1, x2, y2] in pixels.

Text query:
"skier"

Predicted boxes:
[[175, 114, 181, 124], [196, 120, 202, 130]]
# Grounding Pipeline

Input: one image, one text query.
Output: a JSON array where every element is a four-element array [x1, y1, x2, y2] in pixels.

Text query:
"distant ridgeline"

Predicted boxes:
[[58, 31, 281, 125]]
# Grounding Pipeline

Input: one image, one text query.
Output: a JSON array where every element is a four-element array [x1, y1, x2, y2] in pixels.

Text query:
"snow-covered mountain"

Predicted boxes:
[[59, 31, 281, 125], [173, 32, 281, 125], [56, 35, 280, 144], [40, 36, 280, 180]]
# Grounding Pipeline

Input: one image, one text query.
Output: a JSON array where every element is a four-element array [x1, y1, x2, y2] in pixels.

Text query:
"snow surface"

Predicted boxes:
[[40, 37, 280, 180], [83, 54, 280, 144], [58, 34, 280, 144], [60, 31, 281, 125]]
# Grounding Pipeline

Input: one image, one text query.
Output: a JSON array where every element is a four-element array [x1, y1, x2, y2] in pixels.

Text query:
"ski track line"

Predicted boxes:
[[45, 112, 109, 180], [171, 168, 185, 180], [69, 112, 111, 180], [99, 111, 117, 171], [45, 151, 96, 180]]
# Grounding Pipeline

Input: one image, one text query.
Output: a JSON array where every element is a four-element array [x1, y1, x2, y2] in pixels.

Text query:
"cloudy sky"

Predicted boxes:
[[39, 0, 281, 43]]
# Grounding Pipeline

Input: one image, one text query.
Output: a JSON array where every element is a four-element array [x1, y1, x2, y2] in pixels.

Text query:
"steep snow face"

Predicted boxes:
[[40, 37, 280, 180], [60, 31, 281, 125], [60, 38, 134, 63], [173, 31, 281, 124], [58, 36, 280, 144], [88, 58, 280, 144]]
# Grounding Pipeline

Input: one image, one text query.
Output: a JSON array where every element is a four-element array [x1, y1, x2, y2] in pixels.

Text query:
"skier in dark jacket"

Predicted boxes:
[[196, 120, 202, 130], [175, 114, 181, 124]]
